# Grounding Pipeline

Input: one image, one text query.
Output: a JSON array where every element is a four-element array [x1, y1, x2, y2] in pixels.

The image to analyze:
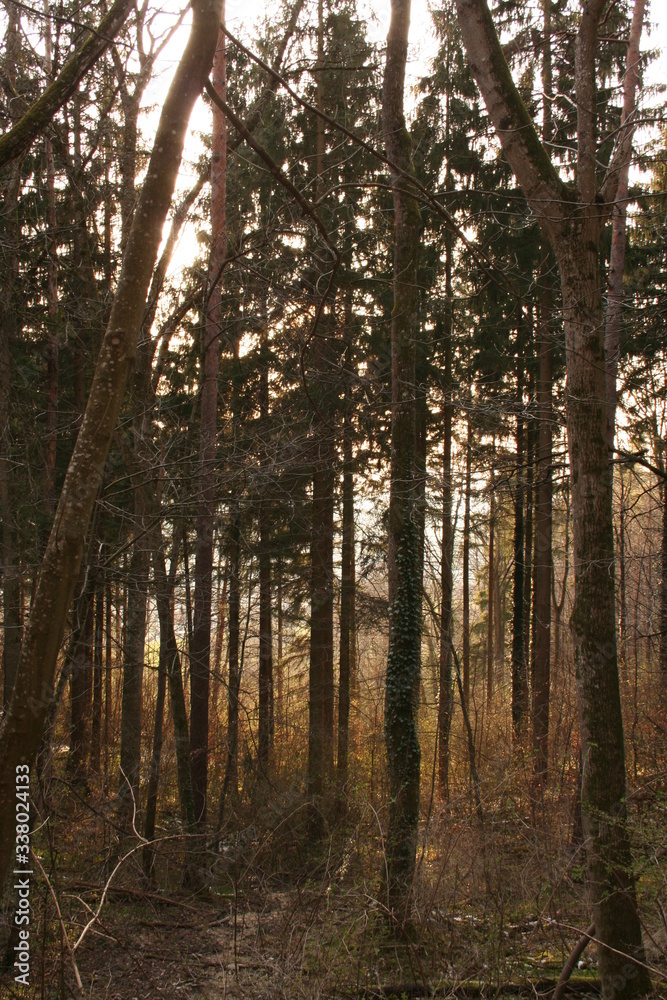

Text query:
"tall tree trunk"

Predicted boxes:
[[67, 580, 95, 783], [523, 412, 534, 670], [382, 0, 422, 919], [90, 568, 104, 774], [104, 581, 113, 784], [0, 153, 21, 709], [190, 17, 226, 829], [153, 527, 195, 835], [0, 0, 226, 895], [531, 271, 553, 782], [143, 618, 168, 879], [257, 296, 273, 773], [43, 1, 58, 516], [438, 262, 454, 798], [511, 346, 526, 736], [487, 471, 495, 707], [454, 1, 651, 989], [308, 446, 335, 809], [1, 7, 22, 708], [338, 286, 355, 787], [660, 474, 667, 692], [338, 405, 354, 787], [223, 509, 241, 808], [307, 0, 335, 819], [462, 417, 472, 709]]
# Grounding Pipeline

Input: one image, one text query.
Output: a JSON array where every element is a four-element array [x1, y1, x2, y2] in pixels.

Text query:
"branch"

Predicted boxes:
[[0, 0, 134, 168], [453, 0, 568, 244]]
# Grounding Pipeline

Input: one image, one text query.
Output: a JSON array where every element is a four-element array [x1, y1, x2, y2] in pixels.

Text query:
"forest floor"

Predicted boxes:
[[1, 766, 666, 999]]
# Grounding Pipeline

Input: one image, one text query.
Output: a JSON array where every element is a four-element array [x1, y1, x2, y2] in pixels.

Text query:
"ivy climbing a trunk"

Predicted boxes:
[[382, 0, 423, 924]]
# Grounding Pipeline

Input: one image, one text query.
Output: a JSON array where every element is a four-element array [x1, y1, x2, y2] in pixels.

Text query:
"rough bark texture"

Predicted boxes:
[[454, 0, 651, 992], [382, 0, 422, 920], [258, 315, 273, 774], [0, 0, 225, 895], [462, 419, 472, 709], [437, 181, 454, 799], [308, 443, 335, 809], [338, 399, 355, 786], [511, 350, 526, 737], [190, 19, 227, 829], [531, 276, 553, 781], [1, 147, 21, 709], [90, 571, 104, 774]]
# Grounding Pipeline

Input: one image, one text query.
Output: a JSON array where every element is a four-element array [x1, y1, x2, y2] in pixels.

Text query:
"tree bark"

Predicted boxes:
[[437, 322, 454, 797], [257, 302, 273, 774], [486, 469, 495, 707], [338, 400, 355, 787], [190, 17, 227, 829], [90, 568, 104, 774], [462, 417, 472, 709], [453, 0, 651, 991], [0, 0, 225, 896], [511, 350, 526, 737], [531, 269, 553, 782], [0, 0, 134, 169], [382, 0, 423, 920]]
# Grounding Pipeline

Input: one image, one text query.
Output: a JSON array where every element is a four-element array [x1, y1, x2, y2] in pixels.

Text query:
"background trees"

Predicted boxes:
[[1, 0, 666, 995]]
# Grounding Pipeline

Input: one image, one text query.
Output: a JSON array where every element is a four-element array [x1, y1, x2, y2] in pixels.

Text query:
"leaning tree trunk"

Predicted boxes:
[[382, 0, 423, 922], [0, 0, 225, 895]]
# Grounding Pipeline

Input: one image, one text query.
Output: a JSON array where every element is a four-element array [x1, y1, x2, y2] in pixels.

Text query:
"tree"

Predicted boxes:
[[382, 0, 423, 921], [453, 0, 652, 993], [0, 0, 226, 896]]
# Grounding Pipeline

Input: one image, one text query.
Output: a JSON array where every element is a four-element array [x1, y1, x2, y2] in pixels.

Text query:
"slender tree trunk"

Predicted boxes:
[[382, 0, 422, 919], [67, 581, 95, 784], [511, 347, 526, 736], [531, 270, 553, 782], [523, 413, 534, 671], [463, 418, 472, 709], [487, 471, 495, 707], [308, 447, 335, 808], [308, 0, 335, 818], [224, 509, 241, 805], [104, 582, 113, 785], [142, 624, 167, 879], [0, 155, 21, 709], [257, 312, 273, 774], [660, 475, 667, 692], [117, 523, 148, 815], [190, 18, 227, 829], [0, 0, 225, 894], [90, 568, 104, 774], [43, 3, 58, 516], [338, 420, 354, 787], [338, 303, 355, 786], [438, 258, 454, 798]]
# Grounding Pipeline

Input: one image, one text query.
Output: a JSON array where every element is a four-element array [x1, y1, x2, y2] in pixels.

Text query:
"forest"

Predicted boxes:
[[0, 0, 666, 996]]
